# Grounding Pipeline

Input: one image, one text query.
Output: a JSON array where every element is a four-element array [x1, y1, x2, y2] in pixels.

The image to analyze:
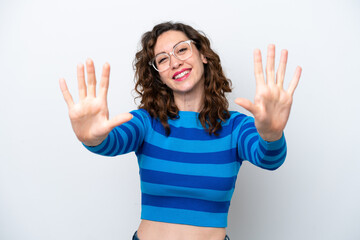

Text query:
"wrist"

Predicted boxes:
[[259, 131, 283, 142], [81, 137, 106, 147]]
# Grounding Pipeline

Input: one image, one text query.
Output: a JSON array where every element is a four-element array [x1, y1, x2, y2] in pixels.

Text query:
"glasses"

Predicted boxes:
[[149, 40, 195, 72]]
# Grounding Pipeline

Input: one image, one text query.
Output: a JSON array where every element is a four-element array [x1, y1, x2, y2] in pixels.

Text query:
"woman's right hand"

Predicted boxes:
[[59, 59, 133, 146]]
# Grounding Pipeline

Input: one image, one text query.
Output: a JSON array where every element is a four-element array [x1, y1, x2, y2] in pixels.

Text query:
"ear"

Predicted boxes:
[[201, 54, 208, 64]]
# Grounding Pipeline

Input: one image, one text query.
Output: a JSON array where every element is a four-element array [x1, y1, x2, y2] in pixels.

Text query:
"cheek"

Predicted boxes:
[[196, 62, 205, 76]]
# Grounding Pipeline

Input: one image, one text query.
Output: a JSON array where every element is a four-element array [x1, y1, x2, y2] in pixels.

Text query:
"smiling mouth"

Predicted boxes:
[[173, 69, 191, 80]]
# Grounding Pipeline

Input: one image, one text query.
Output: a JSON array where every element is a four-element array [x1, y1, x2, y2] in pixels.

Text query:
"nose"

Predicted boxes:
[[170, 54, 183, 69]]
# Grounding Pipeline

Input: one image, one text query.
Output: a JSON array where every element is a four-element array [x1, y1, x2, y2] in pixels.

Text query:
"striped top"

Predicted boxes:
[[84, 109, 287, 227]]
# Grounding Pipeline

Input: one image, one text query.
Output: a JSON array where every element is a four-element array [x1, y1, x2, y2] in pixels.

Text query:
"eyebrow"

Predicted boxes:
[[154, 40, 186, 57]]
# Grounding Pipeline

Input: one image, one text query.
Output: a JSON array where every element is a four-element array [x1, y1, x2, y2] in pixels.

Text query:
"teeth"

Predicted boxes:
[[175, 70, 190, 79]]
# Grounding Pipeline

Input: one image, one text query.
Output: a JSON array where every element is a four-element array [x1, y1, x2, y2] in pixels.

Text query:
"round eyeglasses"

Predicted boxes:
[[149, 40, 195, 72]]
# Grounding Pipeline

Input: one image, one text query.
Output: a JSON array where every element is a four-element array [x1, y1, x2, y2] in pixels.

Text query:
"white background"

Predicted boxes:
[[1, 0, 359, 239]]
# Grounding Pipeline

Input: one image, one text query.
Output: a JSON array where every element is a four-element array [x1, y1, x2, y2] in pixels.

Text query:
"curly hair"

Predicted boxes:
[[134, 21, 232, 136]]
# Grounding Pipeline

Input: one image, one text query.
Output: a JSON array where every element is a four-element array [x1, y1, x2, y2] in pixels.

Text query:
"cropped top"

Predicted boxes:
[[84, 109, 287, 227]]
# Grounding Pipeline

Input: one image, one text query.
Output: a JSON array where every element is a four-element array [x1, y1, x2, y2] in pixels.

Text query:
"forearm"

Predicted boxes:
[[83, 110, 145, 157], [251, 133, 287, 170], [83, 130, 118, 156], [237, 117, 287, 170]]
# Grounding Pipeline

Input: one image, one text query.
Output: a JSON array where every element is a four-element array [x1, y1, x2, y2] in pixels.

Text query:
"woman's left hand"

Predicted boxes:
[[235, 44, 302, 142]]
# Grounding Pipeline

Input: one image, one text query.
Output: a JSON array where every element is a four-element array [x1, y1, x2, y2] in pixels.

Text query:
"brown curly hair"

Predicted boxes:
[[134, 21, 232, 136]]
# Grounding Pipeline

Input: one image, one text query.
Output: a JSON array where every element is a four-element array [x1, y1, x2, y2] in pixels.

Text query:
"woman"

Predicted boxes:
[[59, 22, 301, 240]]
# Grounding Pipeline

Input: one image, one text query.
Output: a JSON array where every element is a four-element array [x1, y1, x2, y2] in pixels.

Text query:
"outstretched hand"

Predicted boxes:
[[59, 59, 133, 146], [235, 44, 302, 142]]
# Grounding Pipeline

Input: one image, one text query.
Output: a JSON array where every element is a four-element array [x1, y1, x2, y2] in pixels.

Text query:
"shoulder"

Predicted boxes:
[[211, 111, 254, 137], [129, 108, 152, 120], [122, 109, 152, 128], [226, 110, 254, 126]]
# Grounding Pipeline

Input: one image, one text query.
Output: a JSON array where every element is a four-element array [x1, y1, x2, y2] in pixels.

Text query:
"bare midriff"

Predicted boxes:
[[136, 220, 227, 240]]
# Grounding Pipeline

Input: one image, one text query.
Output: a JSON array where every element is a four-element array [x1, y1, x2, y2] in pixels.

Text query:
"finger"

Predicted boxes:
[[99, 62, 110, 99], [107, 113, 133, 130], [86, 58, 96, 97], [276, 49, 288, 88], [253, 49, 265, 87], [235, 98, 256, 115], [266, 44, 276, 85], [77, 63, 87, 99], [59, 78, 74, 108], [287, 66, 302, 96]]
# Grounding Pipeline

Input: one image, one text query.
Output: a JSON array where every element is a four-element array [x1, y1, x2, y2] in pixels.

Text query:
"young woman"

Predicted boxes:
[[59, 22, 302, 240]]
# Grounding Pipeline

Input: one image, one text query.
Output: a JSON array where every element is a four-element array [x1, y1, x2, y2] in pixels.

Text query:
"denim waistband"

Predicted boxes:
[[132, 231, 230, 240]]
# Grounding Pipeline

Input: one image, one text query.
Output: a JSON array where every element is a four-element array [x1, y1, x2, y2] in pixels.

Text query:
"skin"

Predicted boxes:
[[59, 30, 302, 239]]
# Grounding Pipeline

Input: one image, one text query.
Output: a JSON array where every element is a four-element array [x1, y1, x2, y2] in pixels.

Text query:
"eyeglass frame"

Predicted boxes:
[[148, 39, 196, 72]]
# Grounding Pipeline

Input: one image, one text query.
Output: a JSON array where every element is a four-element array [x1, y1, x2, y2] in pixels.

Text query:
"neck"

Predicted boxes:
[[174, 89, 204, 112]]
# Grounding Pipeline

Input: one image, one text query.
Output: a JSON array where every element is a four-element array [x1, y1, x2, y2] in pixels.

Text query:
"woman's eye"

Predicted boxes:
[[177, 47, 188, 54], [158, 57, 168, 65]]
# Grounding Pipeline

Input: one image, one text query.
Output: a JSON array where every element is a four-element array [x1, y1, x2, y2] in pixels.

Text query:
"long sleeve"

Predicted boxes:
[[237, 116, 287, 170], [83, 109, 147, 157]]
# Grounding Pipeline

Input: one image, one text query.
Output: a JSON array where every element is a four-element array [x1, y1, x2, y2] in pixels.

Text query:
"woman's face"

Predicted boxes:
[[153, 30, 207, 98]]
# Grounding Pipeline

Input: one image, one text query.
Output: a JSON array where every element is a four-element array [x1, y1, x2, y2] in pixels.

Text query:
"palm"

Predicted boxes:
[[235, 45, 302, 142], [59, 59, 132, 146], [68, 95, 110, 144]]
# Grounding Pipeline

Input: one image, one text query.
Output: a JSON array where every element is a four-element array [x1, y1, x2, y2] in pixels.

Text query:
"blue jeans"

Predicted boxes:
[[132, 231, 230, 240]]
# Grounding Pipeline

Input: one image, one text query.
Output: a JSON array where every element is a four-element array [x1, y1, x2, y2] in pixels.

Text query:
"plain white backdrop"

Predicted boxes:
[[1, 0, 359, 239]]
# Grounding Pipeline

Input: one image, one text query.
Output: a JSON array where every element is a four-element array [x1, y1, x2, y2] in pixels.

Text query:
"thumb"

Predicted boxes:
[[235, 98, 255, 114], [107, 113, 133, 130]]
